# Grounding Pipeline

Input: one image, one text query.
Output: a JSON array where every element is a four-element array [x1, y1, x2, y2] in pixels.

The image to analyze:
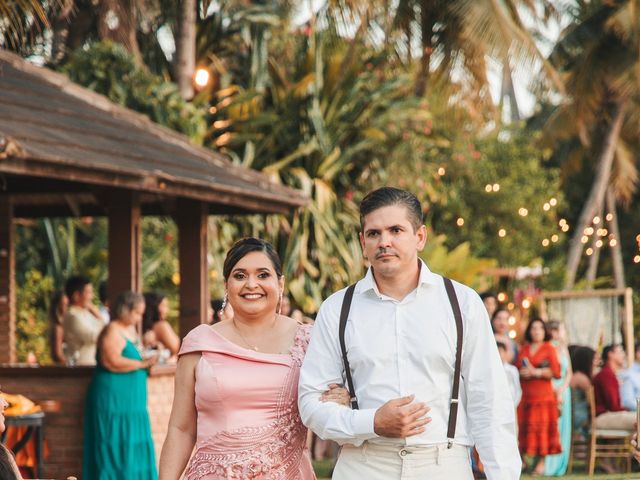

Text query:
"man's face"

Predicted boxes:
[[73, 284, 94, 308], [359, 204, 426, 279], [610, 345, 626, 369]]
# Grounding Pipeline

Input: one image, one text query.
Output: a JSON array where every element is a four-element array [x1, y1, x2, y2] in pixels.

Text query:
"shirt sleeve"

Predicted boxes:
[[619, 370, 636, 411], [460, 290, 521, 480], [65, 310, 102, 344], [298, 294, 378, 446]]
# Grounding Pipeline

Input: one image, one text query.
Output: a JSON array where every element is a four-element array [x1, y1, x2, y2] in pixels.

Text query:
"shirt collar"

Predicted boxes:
[[355, 259, 440, 296]]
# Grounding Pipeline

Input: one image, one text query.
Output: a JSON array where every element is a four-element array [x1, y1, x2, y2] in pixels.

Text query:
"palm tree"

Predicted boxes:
[[543, 0, 639, 289]]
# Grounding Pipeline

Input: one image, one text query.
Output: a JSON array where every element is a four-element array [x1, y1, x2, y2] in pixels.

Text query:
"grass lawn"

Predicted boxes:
[[313, 459, 640, 479]]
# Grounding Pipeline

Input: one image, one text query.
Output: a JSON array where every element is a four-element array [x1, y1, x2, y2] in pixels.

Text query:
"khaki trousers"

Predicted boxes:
[[594, 411, 636, 431], [332, 443, 473, 480]]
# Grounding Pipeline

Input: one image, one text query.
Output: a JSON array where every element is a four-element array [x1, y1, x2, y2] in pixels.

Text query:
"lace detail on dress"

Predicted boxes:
[[185, 323, 313, 480]]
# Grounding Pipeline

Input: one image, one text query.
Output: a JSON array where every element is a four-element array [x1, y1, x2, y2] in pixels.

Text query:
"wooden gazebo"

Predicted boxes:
[[0, 49, 306, 478], [0, 48, 306, 362]]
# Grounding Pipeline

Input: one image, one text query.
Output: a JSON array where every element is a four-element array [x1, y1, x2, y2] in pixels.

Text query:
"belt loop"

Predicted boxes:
[[436, 444, 441, 465]]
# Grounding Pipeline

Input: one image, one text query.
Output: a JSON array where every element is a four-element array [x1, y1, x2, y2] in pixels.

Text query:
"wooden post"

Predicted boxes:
[[0, 196, 15, 363], [176, 199, 209, 338], [624, 287, 634, 367], [107, 191, 142, 307]]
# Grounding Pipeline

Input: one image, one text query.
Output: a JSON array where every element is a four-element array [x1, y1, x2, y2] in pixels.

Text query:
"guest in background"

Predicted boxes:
[[83, 291, 158, 480], [210, 298, 224, 324], [480, 291, 499, 319], [498, 341, 521, 409], [620, 343, 640, 411], [142, 292, 180, 356], [492, 308, 518, 363], [98, 281, 110, 324], [516, 317, 561, 475], [592, 344, 635, 431], [48, 290, 68, 364], [63, 276, 104, 366], [544, 321, 573, 476], [569, 346, 598, 437]]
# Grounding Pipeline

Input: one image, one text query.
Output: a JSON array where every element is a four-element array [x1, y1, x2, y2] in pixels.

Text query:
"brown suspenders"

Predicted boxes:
[[338, 277, 464, 448]]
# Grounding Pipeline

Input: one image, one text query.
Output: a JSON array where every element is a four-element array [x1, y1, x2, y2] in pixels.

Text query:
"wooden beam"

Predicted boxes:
[[176, 199, 209, 338], [107, 191, 142, 306], [540, 289, 627, 300], [0, 196, 15, 363]]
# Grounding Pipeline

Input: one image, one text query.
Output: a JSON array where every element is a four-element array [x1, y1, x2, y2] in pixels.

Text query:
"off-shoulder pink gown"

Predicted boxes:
[[178, 323, 316, 480]]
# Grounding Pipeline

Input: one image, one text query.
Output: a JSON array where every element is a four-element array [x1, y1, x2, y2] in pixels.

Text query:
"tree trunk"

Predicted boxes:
[[564, 102, 625, 289], [174, 0, 197, 100], [606, 188, 626, 289], [98, 0, 142, 65], [585, 205, 603, 287], [500, 54, 520, 122], [413, 4, 434, 97], [50, 0, 75, 64]]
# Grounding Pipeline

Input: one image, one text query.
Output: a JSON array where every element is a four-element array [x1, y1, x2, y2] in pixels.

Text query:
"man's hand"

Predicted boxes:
[[373, 395, 431, 438], [632, 433, 640, 463]]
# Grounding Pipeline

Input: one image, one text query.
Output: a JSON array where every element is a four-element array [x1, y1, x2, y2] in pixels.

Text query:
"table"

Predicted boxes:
[[1, 411, 45, 478]]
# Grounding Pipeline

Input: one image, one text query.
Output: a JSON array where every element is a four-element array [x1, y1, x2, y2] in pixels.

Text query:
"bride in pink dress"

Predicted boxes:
[[159, 238, 348, 480]]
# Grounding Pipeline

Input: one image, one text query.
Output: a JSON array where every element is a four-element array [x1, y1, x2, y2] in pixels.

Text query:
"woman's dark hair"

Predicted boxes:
[[142, 292, 166, 333], [359, 187, 423, 232], [0, 444, 20, 480], [490, 308, 510, 333], [111, 291, 144, 320], [48, 290, 66, 326], [570, 345, 596, 379], [223, 238, 283, 281], [524, 317, 551, 343]]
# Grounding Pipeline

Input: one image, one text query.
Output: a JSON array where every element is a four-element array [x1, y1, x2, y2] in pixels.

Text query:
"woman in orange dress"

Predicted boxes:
[[516, 317, 561, 475]]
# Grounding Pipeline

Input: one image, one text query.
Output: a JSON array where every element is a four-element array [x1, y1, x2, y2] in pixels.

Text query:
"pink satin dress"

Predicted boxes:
[[178, 323, 316, 480]]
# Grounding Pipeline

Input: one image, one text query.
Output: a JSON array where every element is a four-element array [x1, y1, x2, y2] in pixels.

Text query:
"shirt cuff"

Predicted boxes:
[[352, 408, 378, 439]]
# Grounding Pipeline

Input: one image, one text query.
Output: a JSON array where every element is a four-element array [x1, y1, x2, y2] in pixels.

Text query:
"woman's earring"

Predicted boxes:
[[221, 292, 228, 311], [277, 291, 283, 316]]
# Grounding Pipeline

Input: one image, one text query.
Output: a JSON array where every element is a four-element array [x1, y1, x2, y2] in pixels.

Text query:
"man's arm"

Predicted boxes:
[[298, 297, 378, 446], [461, 290, 521, 480], [620, 371, 637, 411], [602, 371, 625, 412]]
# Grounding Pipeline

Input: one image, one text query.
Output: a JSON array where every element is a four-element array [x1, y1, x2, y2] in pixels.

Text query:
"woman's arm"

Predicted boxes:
[[53, 324, 65, 364], [100, 327, 155, 372], [154, 321, 181, 356], [159, 352, 200, 480]]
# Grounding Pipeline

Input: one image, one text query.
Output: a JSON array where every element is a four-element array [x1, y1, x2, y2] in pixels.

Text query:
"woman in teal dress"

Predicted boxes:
[[83, 291, 159, 480], [544, 321, 573, 476]]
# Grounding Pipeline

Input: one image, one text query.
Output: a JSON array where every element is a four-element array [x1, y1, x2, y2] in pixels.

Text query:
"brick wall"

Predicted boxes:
[[1, 365, 175, 479]]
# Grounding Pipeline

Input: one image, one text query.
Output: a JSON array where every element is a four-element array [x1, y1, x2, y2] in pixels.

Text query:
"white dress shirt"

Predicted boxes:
[[299, 261, 521, 480]]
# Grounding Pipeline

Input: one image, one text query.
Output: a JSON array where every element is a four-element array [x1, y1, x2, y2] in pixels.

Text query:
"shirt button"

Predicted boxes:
[[399, 449, 408, 457]]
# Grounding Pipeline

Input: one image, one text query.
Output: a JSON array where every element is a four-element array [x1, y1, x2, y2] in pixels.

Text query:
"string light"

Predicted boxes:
[[549, 198, 558, 206], [194, 68, 210, 88], [610, 239, 618, 247], [542, 239, 550, 247], [543, 203, 550, 211], [551, 234, 559, 243], [585, 227, 594, 235], [508, 330, 517, 339], [492, 183, 500, 192], [593, 216, 601, 224], [508, 316, 516, 326], [522, 299, 531, 309], [634, 255, 640, 264], [581, 236, 589, 244], [559, 219, 567, 227], [606, 213, 613, 221], [586, 248, 594, 256], [497, 292, 508, 302], [456, 217, 465, 226], [507, 302, 515, 310], [438, 167, 446, 176], [596, 240, 603, 248], [485, 184, 492, 192], [561, 224, 569, 232], [498, 228, 506, 237], [519, 208, 528, 216]]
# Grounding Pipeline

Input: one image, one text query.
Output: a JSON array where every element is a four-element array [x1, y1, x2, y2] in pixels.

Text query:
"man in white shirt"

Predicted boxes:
[[63, 275, 105, 365], [298, 187, 520, 479]]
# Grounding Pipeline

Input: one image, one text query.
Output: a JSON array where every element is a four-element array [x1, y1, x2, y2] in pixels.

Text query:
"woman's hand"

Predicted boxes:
[[520, 364, 535, 379], [320, 384, 351, 406]]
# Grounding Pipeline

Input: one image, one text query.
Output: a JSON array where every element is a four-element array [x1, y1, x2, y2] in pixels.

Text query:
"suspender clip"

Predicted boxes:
[[447, 439, 454, 449], [450, 398, 459, 404]]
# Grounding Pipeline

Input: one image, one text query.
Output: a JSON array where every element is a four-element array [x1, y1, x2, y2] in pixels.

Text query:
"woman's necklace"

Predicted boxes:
[[232, 315, 278, 352]]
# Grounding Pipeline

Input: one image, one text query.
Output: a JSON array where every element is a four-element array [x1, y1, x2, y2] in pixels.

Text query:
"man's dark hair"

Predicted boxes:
[[496, 341, 507, 351], [480, 292, 497, 301], [524, 317, 551, 343], [65, 275, 91, 299], [223, 237, 283, 281], [98, 281, 108, 304], [359, 187, 423, 232], [602, 344, 620, 364]]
